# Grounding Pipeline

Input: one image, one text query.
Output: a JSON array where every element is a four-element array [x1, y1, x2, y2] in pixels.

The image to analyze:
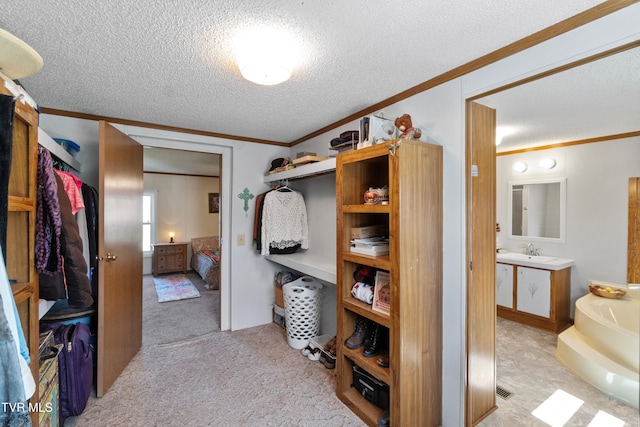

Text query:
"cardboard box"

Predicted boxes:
[[350, 225, 387, 239], [275, 285, 284, 308]]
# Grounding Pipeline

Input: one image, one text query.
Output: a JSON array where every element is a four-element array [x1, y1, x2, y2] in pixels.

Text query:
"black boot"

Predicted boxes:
[[363, 322, 386, 357]]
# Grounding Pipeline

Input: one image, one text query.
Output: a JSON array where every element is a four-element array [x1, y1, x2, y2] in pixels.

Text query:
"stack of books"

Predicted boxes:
[[350, 236, 389, 256]]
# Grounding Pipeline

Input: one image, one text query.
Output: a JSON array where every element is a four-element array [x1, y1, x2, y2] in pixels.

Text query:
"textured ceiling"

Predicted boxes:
[[1, 0, 633, 151], [480, 46, 640, 153]]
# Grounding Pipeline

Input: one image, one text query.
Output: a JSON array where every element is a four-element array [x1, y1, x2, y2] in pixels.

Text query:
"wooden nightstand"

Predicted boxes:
[[152, 243, 188, 277]]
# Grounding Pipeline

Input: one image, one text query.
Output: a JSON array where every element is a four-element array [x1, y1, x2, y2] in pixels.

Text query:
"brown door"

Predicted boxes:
[[629, 178, 640, 284], [466, 101, 497, 425], [96, 121, 143, 396]]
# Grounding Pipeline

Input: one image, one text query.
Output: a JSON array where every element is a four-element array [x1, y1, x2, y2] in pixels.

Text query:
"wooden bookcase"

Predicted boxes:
[[336, 140, 443, 426], [2, 86, 40, 425]]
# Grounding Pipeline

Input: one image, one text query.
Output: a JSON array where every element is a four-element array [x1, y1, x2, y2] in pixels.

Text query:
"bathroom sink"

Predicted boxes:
[[496, 252, 574, 270], [497, 253, 557, 262]]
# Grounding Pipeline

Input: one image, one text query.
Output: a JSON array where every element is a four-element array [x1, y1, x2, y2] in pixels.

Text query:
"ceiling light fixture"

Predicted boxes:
[[513, 161, 528, 173], [235, 28, 299, 86], [539, 157, 557, 169]]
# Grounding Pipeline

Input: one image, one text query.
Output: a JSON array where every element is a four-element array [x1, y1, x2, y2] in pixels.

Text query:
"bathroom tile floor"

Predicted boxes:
[[477, 318, 639, 426]]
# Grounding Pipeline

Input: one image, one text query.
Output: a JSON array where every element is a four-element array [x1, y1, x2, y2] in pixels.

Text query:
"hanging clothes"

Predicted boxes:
[[0, 246, 35, 426], [39, 173, 93, 308], [81, 184, 99, 298], [261, 189, 309, 255], [0, 94, 16, 265], [35, 147, 63, 276], [55, 170, 84, 215], [253, 190, 269, 254]]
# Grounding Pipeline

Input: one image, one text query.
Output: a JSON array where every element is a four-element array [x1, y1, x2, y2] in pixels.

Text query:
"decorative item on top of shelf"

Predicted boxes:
[[372, 271, 391, 314], [364, 186, 389, 205], [358, 111, 398, 150], [394, 114, 422, 140], [329, 130, 359, 155], [265, 157, 294, 175]]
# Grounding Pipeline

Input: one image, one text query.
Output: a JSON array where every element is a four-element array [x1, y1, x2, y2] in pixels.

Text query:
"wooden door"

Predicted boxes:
[[629, 178, 640, 284], [466, 101, 497, 426], [96, 121, 143, 396]]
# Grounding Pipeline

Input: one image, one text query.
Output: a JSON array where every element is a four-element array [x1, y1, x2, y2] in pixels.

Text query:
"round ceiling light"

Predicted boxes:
[[513, 161, 528, 173], [539, 157, 557, 169], [240, 61, 291, 86], [235, 28, 298, 86]]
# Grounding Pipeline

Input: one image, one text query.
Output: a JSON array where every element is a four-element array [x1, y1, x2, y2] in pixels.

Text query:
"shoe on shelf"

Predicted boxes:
[[377, 409, 390, 427], [345, 318, 369, 349], [363, 323, 387, 358], [376, 352, 389, 368]]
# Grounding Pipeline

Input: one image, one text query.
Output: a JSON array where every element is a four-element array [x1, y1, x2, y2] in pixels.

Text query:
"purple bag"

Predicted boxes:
[[41, 322, 93, 424]]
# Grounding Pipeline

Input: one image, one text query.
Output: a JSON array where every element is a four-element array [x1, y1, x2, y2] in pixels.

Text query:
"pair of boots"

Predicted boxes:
[[345, 317, 387, 358]]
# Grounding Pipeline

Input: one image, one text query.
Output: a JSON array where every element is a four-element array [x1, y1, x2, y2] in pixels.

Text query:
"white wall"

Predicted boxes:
[[497, 137, 640, 313], [143, 173, 219, 275]]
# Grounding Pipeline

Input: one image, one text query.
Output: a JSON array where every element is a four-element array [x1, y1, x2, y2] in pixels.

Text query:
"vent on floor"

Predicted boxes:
[[496, 385, 513, 400]]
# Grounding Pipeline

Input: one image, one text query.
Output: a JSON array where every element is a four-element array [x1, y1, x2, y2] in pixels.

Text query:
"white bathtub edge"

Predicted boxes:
[[556, 326, 639, 409]]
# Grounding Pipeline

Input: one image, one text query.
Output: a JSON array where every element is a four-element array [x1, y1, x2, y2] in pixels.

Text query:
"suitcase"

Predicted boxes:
[[41, 322, 93, 425]]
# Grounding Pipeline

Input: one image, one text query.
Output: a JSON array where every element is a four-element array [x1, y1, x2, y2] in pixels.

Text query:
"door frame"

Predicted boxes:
[[463, 42, 639, 426], [122, 127, 233, 331]]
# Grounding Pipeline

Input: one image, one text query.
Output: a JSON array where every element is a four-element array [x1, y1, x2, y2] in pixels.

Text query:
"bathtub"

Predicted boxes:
[[556, 281, 639, 408]]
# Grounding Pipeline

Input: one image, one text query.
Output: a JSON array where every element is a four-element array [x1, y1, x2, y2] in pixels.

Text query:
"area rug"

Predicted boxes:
[[153, 274, 201, 303]]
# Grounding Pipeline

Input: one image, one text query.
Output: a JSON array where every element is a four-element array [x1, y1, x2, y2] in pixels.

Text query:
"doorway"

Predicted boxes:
[[142, 147, 222, 344], [465, 43, 640, 425], [129, 131, 233, 331]]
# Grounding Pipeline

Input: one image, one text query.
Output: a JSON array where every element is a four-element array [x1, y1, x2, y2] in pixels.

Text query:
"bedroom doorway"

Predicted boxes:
[[142, 147, 224, 343]]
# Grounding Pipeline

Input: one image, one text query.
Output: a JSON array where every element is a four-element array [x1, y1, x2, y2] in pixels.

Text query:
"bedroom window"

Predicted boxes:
[[143, 191, 157, 254]]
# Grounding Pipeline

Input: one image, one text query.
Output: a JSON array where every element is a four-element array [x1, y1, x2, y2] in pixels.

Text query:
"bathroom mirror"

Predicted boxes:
[[508, 177, 566, 242]]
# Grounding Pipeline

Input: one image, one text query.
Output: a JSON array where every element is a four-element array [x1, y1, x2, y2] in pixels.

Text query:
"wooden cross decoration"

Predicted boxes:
[[237, 187, 254, 215]]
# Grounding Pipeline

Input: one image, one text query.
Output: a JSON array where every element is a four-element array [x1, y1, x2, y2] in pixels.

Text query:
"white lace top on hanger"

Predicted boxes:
[[261, 190, 309, 255]]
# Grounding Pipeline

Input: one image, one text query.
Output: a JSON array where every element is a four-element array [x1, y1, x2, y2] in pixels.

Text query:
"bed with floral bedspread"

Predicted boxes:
[[190, 236, 220, 290]]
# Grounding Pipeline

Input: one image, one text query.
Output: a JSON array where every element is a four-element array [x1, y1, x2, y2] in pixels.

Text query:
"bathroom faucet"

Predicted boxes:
[[525, 243, 539, 256]]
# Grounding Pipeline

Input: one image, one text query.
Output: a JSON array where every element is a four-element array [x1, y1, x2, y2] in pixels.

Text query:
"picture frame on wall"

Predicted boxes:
[[208, 193, 220, 213]]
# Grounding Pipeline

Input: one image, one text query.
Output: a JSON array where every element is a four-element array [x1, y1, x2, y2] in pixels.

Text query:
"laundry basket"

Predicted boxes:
[[282, 276, 323, 349]]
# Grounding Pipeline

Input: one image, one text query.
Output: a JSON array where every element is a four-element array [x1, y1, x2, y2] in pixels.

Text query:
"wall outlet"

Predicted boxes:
[[237, 234, 245, 246]]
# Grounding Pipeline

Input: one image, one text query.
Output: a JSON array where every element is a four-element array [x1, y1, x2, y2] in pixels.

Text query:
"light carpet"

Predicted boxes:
[[65, 272, 365, 426], [153, 274, 201, 303], [144, 272, 219, 347]]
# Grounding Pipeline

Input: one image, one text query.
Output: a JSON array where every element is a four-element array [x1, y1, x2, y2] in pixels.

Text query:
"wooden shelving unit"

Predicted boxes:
[[336, 140, 443, 427]]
